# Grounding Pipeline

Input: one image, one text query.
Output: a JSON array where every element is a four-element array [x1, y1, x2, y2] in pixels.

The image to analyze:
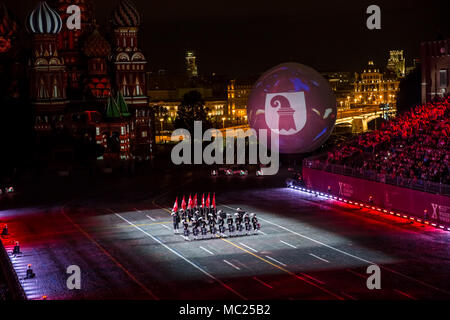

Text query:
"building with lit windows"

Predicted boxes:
[[186, 50, 198, 78], [147, 71, 228, 132], [227, 76, 258, 124], [321, 72, 354, 110], [386, 50, 406, 78], [421, 38, 450, 103]]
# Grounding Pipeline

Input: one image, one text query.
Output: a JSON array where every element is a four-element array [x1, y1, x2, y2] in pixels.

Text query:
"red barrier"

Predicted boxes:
[[302, 167, 450, 226]]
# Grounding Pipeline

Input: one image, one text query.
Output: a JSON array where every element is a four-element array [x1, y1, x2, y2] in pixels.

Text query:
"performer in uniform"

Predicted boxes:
[[192, 224, 199, 240], [235, 214, 244, 235], [218, 214, 225, 235], [180, 209, 186, 222], [243, 213, 251, 235], [251, 213, 260, 233], [209, 218, 217, 237], [227, 213, 235, 236]]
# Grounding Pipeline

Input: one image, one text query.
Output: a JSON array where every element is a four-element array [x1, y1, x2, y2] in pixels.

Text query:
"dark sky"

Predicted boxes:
[[5, 0, 450, 76]]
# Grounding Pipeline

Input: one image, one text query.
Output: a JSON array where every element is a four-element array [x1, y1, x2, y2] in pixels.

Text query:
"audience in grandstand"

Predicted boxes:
[[327, 97, 450, 185]]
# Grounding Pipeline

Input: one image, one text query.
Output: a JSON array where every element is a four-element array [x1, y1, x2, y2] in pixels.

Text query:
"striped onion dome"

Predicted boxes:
[[111, 0, 140, 27], [0, 1, 19, 38], [83, 28, 111, 57], [27, 1, 62, 34]]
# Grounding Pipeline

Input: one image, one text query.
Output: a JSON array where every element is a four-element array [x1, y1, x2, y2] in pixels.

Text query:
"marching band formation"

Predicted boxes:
[[170, 193, 261, 241]]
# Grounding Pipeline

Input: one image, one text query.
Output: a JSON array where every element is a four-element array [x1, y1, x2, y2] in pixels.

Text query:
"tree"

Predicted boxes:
[[396, 68, 421, 114], [174, 90, 211, 133]]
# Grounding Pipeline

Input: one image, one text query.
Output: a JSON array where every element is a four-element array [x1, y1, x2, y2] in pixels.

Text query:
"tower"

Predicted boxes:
[[185, 50, 198, 78], [111, 0, 147, 106], [111, 0, 153, 160], [83, 28, 112, 100], [53, 0, 95, 96], [27, 1, 67, 133]]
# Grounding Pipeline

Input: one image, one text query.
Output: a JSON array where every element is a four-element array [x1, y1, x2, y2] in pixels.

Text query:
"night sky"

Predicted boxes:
[[5, 0, 450, 76]]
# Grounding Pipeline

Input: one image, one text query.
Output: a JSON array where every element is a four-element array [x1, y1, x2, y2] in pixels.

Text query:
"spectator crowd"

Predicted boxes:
[[327, 97, 450, 185]]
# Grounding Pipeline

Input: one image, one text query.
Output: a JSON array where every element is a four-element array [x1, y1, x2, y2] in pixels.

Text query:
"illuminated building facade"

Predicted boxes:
[[386, 50, 406, 78], [83, 28, 112, 99], [352, 61, 399, 108], [27, 1, 67, 132], [111, 0, 152, 159], [0, 0, 156, 163], [421, 38, 450, 103], [54, 0, 95, 96], [186, 50, 198, 78], [148, 71, 227, 132], [321, 72, 354, 110], [227, 77, 258, 124]]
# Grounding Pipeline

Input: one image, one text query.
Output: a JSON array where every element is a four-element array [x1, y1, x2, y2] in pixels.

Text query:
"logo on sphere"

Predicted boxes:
[[264, 92, 307, 135], [247, 62, 336, 154]]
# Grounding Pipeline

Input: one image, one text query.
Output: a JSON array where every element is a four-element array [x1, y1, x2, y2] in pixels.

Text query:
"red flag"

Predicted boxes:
[[212, 193, 216, 209], [194, 194, 198, 207], [181, 196, 186, 211], [201, 193, 205, 208], [172, 198, 178, 212], [188, 194, 193, 209], [206, 193, 210, 208]]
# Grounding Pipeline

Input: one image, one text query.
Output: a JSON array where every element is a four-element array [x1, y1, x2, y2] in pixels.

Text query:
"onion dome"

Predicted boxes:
[[0, 2, 19, 38], [27, 1, 62, 34], [111, 0, 140, 27], [83, 28, 111, 57]]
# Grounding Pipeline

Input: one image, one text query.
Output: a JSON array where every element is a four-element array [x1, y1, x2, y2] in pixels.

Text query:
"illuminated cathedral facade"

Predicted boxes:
[[0, 0, 154, 164]]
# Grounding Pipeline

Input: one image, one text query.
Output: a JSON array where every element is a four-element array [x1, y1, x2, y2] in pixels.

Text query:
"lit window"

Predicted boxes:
[[440, 69, 447, 87], [142, 131, 147, 137]]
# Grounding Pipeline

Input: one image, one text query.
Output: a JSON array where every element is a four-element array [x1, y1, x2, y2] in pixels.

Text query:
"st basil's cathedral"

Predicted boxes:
[[0, 0, 154, 167]]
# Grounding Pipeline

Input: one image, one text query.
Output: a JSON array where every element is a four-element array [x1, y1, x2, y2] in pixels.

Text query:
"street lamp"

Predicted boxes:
[[159, 118, 164, 134], [222, 117, 226, 128]]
